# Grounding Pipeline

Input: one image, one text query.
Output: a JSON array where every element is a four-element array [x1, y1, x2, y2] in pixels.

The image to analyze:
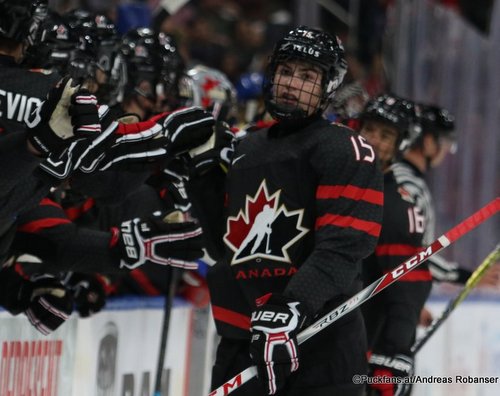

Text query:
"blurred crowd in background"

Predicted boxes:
[[44, 0, 495, 121]]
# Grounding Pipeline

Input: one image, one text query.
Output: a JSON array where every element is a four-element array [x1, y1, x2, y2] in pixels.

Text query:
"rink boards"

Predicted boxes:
[[1, 294, 500, 396]]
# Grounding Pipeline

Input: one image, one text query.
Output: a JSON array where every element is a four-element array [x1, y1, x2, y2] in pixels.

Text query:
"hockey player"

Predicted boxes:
[[0, 1, 215, 334], [187, 26, 384, 395], [119, 27, 167, 120], [392, 104, 500, 327], [358, 94, 431, 396], [0, 0, 90, 333]]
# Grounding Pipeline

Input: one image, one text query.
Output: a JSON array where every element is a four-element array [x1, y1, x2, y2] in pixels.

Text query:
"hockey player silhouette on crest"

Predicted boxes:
[[237, 204, 276, 256]]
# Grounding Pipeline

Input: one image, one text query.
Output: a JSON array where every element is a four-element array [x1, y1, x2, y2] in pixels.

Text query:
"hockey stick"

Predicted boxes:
[[209, 197, 500, 396], [411, 243, 500, 354], [154, 267, 182, 396]]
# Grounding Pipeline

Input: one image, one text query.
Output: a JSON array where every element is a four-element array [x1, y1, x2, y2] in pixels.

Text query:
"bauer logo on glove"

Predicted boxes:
[[116, 210, 204, 270]]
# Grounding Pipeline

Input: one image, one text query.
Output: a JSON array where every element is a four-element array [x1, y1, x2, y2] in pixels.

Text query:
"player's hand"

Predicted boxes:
[[418, 306, 434, 327], [115, 209, 204, 270], [368, 352, 414, 396], [159, 106, 215, 156], [0, 267, 73, 334], [249, 294, 307, 395], [75, 107, 214, 173], [27, 77, 101, 156], [187, 121, 243, 176], [22, 274, 74, 335], [62, 272, 107, 317], [155, 158, 191, 211]]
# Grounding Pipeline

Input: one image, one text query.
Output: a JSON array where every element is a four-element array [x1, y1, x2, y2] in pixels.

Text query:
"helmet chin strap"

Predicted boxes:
[[267, 100, 308, 121], [267, 95, 327, 123]]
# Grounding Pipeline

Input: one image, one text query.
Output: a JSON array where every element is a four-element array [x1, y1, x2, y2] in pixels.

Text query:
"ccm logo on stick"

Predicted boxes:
[[391, 246, 433, 278]]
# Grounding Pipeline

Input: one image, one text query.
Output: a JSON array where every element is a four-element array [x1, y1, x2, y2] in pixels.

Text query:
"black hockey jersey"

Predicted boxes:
[[207, 117, 384, 339], [0, 55, 59, 262], [0, 55, 60, 132], [392, 160, 470, 283], [362, 167, 432, 355]]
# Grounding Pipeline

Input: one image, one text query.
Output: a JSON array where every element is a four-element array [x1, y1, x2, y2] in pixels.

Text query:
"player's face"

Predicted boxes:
[[136, 79, 156, 110], [273, 61, 323, 116], [360, 120, 399, 168]]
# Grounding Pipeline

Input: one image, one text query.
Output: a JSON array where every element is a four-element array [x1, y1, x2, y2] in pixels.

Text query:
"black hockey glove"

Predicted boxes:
[[68, 89, 102, 138], [23, 274, 74, 335], [249, 294, 308, 395], [62, 272, 107, 318], [159, 106, 215, 156], [27, 77, 100, 156], [368, 352, 414, 396], [186, 121, 243, 176], [160, 159, 191, 211], [115, 209, 204, 270], [35, 107, 136, 182], [77, 107, 215, 173]]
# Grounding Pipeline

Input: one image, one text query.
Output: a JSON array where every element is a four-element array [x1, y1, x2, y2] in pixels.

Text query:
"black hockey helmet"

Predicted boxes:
[[120, 27, 161, 102], [54, 10, 125, 105], [263, 25, 347, 121], [360, 93, 421, 151], [418, 104, 456, 137], [82, 14, 125, 105], [63, 10, 105, 81], [0, 0, 47, 45], [23, 10, 76, 71]]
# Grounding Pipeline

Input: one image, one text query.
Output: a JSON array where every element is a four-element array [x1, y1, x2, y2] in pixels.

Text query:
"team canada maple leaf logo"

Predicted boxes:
[[224, 180, 309, 265]]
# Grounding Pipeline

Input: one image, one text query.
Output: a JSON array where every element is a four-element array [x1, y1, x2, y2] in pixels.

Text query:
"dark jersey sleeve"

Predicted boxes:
[[186, 165, 227, 260], [285, 126, 384, 315], [0, 63, 61, 224], [363, 172, 432, 355], [12, 198, 125, 274], [69, 169, 152, 206], [0, 130, 48, 220]]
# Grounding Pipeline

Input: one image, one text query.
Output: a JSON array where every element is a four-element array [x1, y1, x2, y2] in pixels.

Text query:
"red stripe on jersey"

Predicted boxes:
[[40, 198, 61, 208], [212, 305, 250, 330], [316, 185, 384, 206], [130, 270, 161, 295], [384, 268, 433, 282], [65, 198, 95, 221], [375, 244, 421, 257], [18, 218, 71, 233], [316, 214, 381, 237]]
